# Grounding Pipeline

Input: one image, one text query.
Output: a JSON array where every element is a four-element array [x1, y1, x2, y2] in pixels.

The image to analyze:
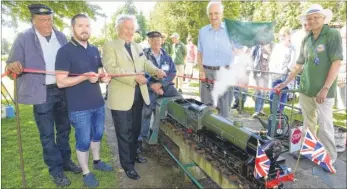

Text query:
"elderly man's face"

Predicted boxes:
[[171, 37, 178, 44], [208, 4, 223, 26], [73, 17, 91, 42], [32, 14, 53, 36], [118, 19, 135, 42], [149, 37, 162, 50], [307, 13, 325, 31]]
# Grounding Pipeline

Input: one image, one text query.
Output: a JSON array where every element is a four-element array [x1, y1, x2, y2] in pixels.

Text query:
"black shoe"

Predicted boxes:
[[63, 161, 82, 174], [125, 170, 140, 180], [231, 104, 238, 109], [135, 156, 147, 163], [52, 172, 71, 187], [137, 140, 143, 154]]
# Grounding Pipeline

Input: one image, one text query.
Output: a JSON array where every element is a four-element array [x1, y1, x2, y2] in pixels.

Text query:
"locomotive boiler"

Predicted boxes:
[[159, 97, 293, 188]]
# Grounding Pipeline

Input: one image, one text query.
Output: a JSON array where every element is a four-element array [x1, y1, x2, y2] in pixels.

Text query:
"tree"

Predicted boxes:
[[1, 1, 102, 30], [1, 38, 11, 55], [137, 11, 148, 39]]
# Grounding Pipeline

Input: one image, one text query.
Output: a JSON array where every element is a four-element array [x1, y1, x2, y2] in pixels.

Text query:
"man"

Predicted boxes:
[[251, 43, 273, 117], [197, 2, 233, 118], [170, 32, 186, 92], [336, 25, 346, 110], [161, 33, 172, 55], [55, 14, 113, 187], [102, 15, 166, 180], [138, 31, 181, 150], [275, 4, 342, 170], [5, 4, 81, 187], [185, 36, 198, 83]]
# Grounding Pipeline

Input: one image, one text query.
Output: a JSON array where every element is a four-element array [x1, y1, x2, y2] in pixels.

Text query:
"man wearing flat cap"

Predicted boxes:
[[276, 4, 343, 172], [137, 31, 181, 151], [6, 4, 82, 186]]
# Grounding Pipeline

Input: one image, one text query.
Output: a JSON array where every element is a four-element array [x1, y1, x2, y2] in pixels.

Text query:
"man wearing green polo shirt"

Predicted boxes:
[[275, 4, 342, 168], [170, 32, 186, 92]]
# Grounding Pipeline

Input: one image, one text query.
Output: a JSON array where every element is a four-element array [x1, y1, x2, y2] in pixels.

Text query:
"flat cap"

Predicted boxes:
[[170, 32, 180, 38], [147, 31, 163, 38], [28, 4, 53, 15]]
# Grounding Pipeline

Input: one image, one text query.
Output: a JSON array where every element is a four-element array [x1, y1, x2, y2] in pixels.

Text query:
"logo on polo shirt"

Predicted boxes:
[[316, 44, 325, 52]]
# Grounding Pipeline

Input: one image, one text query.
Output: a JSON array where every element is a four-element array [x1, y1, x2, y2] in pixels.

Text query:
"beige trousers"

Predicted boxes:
[[299, 93, 337, 163], [175, 64, 185, 90]]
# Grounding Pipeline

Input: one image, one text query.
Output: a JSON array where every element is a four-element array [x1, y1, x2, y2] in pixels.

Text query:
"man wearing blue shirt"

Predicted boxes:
[[197, 1, 233, 117], [138, 31, 181, 150], [55, 14, 113, 187]]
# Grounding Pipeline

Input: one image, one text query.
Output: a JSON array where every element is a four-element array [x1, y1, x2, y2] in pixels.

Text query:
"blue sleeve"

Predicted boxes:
[[197, 30, 203, 53], [6, 33, 25, 66], [55, 48, 71, 72], [161, 56, 176, 87]]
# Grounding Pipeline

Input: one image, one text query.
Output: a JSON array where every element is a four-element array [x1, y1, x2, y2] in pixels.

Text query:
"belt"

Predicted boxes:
[[46, 84, 57, 88], [203, 65, 230, 70]]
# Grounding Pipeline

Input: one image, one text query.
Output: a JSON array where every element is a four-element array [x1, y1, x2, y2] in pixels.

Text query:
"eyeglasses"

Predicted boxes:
[[307, 16, 323, 22]]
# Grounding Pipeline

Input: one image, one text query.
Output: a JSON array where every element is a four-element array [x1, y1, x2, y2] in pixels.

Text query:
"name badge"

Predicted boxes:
[[162, 64, 169, 71]]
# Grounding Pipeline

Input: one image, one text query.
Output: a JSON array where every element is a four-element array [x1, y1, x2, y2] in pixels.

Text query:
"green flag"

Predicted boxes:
[[224, 18, 275, 48]]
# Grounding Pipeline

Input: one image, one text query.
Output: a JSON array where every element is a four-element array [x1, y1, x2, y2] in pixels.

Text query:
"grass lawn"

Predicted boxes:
[[1, 104, 118, 188]]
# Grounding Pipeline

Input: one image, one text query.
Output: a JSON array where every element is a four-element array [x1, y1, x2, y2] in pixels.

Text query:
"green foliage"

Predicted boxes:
[[2, 38, 11, 55], [89, 36, 107, 48], [1, 1, 103, 31], [149, 1, 346, 44]]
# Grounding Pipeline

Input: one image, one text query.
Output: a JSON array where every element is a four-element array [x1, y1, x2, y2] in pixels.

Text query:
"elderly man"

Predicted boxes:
[[5, 4, 81, 187], [275, 4, 343, 171], [198, 2, 233, 118], [138, 31, 181, 151], [170, 32, 186, 92], [55, 14, 113, 187], [102, 15, 166, 180]]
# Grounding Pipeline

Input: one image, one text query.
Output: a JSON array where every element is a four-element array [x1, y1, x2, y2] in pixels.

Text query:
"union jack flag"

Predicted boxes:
[[299, 129, 317, 160], [254, 140, 270, 179], [312, 141, 336, 174]]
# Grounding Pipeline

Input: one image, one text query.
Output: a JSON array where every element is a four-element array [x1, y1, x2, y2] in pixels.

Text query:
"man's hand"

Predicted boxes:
[[274, 82, 287, 92], [85, 72, 99, 83], [155, 69, 167, 79], [153, 88, 164, 95], [6, 61, 23, 74], [101, 72, 111, 84], [199, 71, 206, 81], [316, 87, 329, 104], [151, 82, 162, 91], [135, 74, 147, 85]]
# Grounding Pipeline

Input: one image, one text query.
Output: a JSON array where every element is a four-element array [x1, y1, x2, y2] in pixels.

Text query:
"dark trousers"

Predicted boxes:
[[270, 78, 289, 114], [111, 86, 143, 171], [33, 85, 72, 177]]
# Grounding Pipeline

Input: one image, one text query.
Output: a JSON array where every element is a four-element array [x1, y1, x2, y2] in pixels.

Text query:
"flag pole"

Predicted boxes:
[[14, 76, 27, 188]]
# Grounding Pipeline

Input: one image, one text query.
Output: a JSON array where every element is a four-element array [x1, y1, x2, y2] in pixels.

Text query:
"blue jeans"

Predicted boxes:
[[33, 85, 71, 177], [139, 85, 180, 141], [233, 87, 248, 106], [270, 78, 288, 113], [69, 105, 105, 152]]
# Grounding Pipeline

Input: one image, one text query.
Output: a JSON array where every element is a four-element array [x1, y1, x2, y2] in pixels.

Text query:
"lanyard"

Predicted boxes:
[[308, 36, 322, 66]]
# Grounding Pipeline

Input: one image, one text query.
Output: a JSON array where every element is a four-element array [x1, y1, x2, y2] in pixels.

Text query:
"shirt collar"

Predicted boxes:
[[308, 24, 329, 38], [150, 48, 163, 56], [35, 28, 57, 40], [208, 22, 225, 31], [70, 37, 90, 48]]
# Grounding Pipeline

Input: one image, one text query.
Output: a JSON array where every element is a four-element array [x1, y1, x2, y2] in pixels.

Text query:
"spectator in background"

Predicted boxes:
[[232, 46, 253, 109], [161, 33, 171, 55], [251, 42, 274, 118], [336, 25, 346, 109], [170, 32, 186, 92], [184, 36, 197, 83], [269, 27, 296, 114]]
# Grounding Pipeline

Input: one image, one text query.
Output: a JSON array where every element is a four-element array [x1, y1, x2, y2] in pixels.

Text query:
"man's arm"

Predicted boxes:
[[6, 33, 25, 75]]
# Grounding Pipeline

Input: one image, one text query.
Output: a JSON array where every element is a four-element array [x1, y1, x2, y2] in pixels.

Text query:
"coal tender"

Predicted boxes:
[[164, 98, 294, 189]]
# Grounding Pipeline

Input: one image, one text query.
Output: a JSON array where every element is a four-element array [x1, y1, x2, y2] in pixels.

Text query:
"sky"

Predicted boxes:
[[1, 1, 156, 42]]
